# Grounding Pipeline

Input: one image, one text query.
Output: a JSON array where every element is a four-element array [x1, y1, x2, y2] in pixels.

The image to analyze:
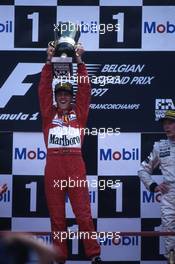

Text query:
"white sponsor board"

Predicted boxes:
[[98, 133, 141, 176], [141, 175, 162, 218], [66, 175, 98, 218], [97, 218, 140, 261], [13, 132, 46, 175], [100, 0, 143, 6], [142, 6, 175, 51], [57, 6, 99, 51], [12, 217, 50, 231], [0, 6, 14, 50]]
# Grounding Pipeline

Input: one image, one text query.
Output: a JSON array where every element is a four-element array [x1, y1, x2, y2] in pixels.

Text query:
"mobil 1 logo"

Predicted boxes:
[[99, 6, 142, 48], [12, 176, 49, 217], [15, 6, 56, 48], [98, 176, 140, 218]]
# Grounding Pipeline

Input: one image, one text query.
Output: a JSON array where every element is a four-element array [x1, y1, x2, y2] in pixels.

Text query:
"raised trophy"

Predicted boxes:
[[49, 22, 80, 79]]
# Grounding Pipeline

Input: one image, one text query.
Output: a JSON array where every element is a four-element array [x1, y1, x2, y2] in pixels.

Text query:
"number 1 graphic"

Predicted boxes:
[[113, 13, 124, 43], [111, 182, 123, 212], [27, 12, 39, 42], [25, 182, 37, 212]]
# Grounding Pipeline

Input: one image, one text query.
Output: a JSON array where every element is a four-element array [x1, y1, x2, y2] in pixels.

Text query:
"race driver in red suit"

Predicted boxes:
[[38, 44, 101, 264]]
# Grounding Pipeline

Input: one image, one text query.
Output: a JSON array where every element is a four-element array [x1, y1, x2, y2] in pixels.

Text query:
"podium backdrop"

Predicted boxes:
[[0, 0, 175, 263]]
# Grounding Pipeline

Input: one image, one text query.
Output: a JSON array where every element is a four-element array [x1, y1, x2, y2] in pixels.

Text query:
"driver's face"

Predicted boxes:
[[162, 119, 175, 140], [56, 91, 72, 110]]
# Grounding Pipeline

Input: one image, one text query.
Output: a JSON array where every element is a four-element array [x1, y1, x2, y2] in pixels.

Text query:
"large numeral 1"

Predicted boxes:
[[27, 12, 39, 42], [25, 182, 37, 212], [111, 182, 123, 212], [112, 13, 124, 43], [68, 225, 79, 255]]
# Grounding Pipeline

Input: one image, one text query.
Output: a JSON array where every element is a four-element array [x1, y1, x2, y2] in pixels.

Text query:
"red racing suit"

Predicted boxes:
[[39, 63, 100, 261]]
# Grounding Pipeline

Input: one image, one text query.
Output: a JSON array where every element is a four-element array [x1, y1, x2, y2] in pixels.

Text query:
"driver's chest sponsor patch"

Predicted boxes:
[[48, 126, 81, 148], [52, 112, 77, 125]]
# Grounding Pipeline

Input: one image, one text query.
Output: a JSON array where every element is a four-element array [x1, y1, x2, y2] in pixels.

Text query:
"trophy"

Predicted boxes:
[[50, 22, 81, 79]]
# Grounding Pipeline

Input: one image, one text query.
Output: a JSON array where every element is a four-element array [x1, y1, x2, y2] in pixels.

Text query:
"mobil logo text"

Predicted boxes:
[[144, 21, 175, 34], [0, 20, 12, 33], [100, 236, 139, 246], [100, 148, 139, 161], [142, 190, 161, 203], [14, 147, 46, 160]]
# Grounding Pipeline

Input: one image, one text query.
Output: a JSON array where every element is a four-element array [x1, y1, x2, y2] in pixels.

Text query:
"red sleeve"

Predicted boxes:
[[75, 63, 91, 128], [38, 64, 55, 128]]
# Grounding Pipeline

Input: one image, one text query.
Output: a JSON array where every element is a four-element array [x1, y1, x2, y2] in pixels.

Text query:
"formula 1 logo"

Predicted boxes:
[[0, 63, 43, 108]]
